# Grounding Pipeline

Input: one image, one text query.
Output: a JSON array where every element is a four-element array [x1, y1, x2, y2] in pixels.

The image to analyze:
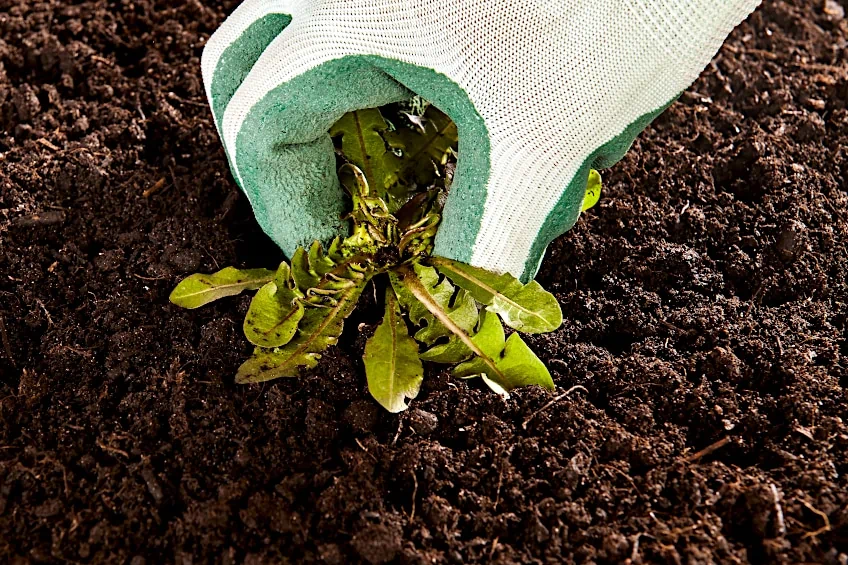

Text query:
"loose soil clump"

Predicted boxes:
[[1, 0, 846, 563]]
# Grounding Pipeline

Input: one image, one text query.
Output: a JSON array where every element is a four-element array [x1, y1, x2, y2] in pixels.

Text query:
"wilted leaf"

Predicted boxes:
[[430, 258, 562, 334], [364, 287, 424, 413], [169, 267, 274, 309], [395, 191, 432, 231], [243, 263, 305, 348]]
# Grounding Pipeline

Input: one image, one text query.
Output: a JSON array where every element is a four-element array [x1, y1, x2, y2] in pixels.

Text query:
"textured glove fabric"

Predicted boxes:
[[202, 0, 761, 281]]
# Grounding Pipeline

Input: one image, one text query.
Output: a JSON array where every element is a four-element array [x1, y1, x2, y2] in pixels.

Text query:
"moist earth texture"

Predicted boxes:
[[1, 0, 847, 563]]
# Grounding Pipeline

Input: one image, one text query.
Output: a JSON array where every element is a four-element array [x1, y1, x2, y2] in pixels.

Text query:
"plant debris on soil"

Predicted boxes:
[[1, 0, 847, 563]]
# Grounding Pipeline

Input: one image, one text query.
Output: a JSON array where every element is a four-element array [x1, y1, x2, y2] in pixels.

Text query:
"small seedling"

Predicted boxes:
[[171, 103, 602, 412]]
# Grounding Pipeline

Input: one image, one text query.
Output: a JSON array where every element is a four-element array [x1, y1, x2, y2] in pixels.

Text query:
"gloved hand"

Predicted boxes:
[[202, 0, 760, 281]]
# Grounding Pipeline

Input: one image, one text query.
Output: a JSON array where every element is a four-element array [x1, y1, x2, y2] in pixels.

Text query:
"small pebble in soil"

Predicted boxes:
[[824, 0, 844, 19], [776, 220, 806, 260], [407, 408, 439, 435], [350, 523, 402, 564]]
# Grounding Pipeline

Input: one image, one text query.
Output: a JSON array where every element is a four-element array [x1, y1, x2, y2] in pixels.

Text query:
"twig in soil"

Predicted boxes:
[[488, 537, 500, 562], [96, 439, 129, 459], [677, 200, 690, 219], [0, 316, 15, 369], [409, 470, 418, 522], [658, 319, 685, 335], [36, 138, 60, 151], [12, 210, 65, 227], [682, 436, 731, 463], [801, 499, 832, 539], [791, 61, 848, 77], [166, 92, 208, 107], [355, 438, 378, 462], [136, 100, 147, 122], [142, 178, 167, 198], [793, 425, 815, 441], [201, 246, 221, 271], [169, 165, 180, 194], [49, 345, 95, 358], [770, 484, 786, 537], [91, 54, 115, 66], [133, 273, 169, 281], [493, 445, 515, 511], [391, 418, 404, 447], [35, 299, 54, 327], [627, 533, 646, 565], [494, 467, 504, 511], [606, 464, 642, 495], [745, 285, 764, 317], [521, 385, 588, 429]]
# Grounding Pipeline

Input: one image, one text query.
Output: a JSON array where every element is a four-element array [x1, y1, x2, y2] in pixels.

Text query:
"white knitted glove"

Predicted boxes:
[[202, 0, 760, 281]]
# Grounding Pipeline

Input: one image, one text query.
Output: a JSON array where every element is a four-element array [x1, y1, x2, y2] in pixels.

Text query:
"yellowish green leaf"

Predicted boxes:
[[364, 287, 424, 413], [582, 169, 602, 212], [291, 247, 319, 292], [390, 264, 477, 363], [430, 258, 562, 334], [243, 263, 305, 348], [169, 267, 273, 309], [453, 312, 554, 394], [397, 266, 553, 394], [236, 270, 370, 383]]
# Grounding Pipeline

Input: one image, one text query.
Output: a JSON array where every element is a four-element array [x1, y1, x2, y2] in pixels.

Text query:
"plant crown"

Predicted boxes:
[[171, 100, 602, 412]]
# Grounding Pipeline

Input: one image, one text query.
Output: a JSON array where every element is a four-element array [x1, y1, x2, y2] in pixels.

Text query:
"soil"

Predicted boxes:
[[1, 0, 847, 563]]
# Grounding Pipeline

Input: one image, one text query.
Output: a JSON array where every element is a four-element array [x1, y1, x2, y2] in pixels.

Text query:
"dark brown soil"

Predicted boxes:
[[1, 1, 847, 563]]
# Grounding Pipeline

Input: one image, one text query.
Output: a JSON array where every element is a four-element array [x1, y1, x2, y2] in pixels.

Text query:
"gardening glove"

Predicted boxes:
[[202, 0, 761, 281]]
